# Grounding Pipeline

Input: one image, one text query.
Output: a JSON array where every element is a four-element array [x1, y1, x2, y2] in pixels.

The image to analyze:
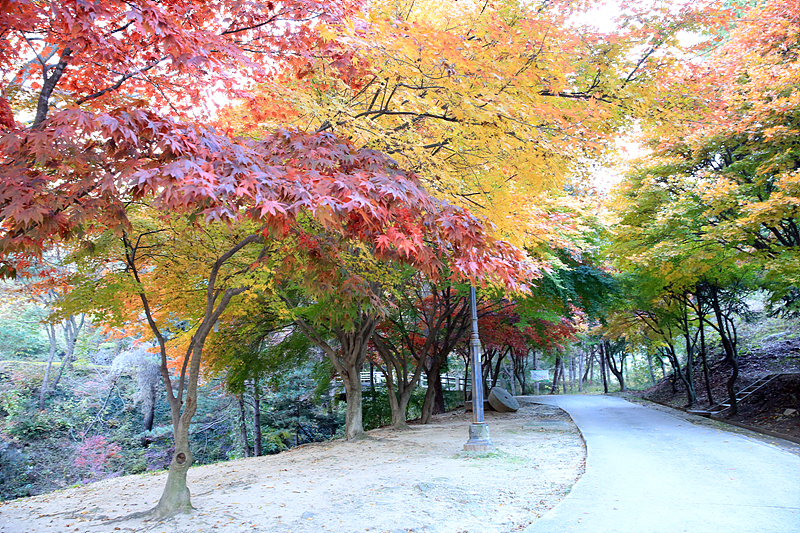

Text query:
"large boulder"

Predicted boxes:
[[488, 387, 519, 412]]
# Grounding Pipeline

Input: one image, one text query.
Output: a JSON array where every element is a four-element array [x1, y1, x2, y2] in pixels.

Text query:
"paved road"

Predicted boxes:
[[524, 395, 800, 533]]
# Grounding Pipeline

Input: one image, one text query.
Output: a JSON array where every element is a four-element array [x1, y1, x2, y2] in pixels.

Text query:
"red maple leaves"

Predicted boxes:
[[1, 104, 533, 287], [1, 0, 534, 290]]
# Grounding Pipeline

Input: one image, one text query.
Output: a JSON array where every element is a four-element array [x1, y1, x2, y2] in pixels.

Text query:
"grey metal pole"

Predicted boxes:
[[464, 284, 493, 451]]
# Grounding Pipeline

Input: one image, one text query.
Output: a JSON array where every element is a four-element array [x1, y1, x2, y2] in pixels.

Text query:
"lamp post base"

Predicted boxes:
[[463, 423, 494, 452]]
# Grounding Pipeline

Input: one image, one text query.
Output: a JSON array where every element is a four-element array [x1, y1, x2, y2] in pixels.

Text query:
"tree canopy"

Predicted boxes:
[[4, 0, 800, 520]]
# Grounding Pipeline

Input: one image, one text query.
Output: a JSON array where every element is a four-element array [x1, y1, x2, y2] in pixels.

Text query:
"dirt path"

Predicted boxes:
[[0, 399, 585, 533]]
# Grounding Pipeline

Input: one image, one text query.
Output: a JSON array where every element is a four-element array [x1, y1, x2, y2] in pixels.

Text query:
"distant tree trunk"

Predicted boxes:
[[50, 314, 85, 393], [295, 403, 301, 446], [237, 394, 251, 458], [660, 343, 693, 400], [490, 348, 508, 389], [581, 351, 592, 385], [252, 381, 263, 456], [461, 351, 471, 402], [385, 376, 412, 428], [513, 349, 527, 394], [568, 352, 575, 391], [708, 286, 739, 415], [503, 360, 516, 395], [699, 319, 714, 405], [600, 347, 608, 393], [604, 342, 626, 392], [410, 284, 473, 425], [550, 357, 561, 394], [679, 302, 697, 407], [138, 357, 160, 434], [296, 311, 377, 440], [646, 351, 656, 385], [38, 323, 58, 410], [421, 363, 446, 422], [373, 334, 425, 430], [142, 380, 157, 433]]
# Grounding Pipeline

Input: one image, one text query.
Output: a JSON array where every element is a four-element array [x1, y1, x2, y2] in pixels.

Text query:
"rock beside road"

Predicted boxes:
[[489, 387, 520, 412]]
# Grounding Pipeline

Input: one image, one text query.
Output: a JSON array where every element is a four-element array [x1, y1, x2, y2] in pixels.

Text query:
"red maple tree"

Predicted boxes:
[[1, 0, 535, 516]]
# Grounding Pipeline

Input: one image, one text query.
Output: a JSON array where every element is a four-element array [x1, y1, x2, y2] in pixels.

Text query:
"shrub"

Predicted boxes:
[[73, 435, 122, 482]]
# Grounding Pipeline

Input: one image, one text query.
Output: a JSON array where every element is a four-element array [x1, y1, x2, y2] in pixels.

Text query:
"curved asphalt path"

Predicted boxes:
[[524, 395, 800, 533]]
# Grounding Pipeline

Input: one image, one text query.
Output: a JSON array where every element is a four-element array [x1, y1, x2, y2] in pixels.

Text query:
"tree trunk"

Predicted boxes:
[[491, 349, 506, 390], [126, 232, 262, 518], [550, 357, 561, 395], [295, 403, 301, 447], [295, 309, 377, 441], [582, 347, 594, 385], [372, 335, 424, 430], [514, 350, 527, 394], [154, 416, 193, 518], [369, 361, 375, 392], [403, 284, 472, 425], [252, 382, 262, 456], [568, 352, 575, 390], [600, 347, 608, 393], [38, 323, 58, 410], [646, 350, 656, 385], [680, 305, 697, 406], [51, 314, 85, 393], [388, 385, 413, 429], [237, 395, 251, 458], [142, 381, 157, 433], [420, 358, 445, 423], [154, 352, 203, 519], [699, 320, 714, 405], [708, 285, 739, 415], [661, 344, 694, 400], [725, 352, 739, 415], [342, 368, 365, 439], [503, 361, 516, 395], [604, 342, 626, 392]]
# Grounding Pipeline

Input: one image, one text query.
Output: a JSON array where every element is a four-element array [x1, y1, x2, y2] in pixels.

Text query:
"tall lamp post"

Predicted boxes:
[[463, 285, 494, 451]]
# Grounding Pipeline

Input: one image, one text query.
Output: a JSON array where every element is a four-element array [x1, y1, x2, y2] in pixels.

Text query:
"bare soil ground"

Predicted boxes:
[[0, 399, 585, 533], [641, 336, 800, 440]]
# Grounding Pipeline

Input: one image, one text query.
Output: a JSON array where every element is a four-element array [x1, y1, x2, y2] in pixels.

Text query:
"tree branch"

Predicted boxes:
[[75, 57, 167, 105], [33, 46, 72, 129]]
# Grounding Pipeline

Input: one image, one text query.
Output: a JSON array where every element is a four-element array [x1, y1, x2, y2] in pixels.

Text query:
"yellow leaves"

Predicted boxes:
[[231, 0, 699, 261], [777, 169, 800, 195]]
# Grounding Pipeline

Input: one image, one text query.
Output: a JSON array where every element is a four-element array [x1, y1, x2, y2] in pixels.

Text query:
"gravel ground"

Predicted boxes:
[[0, 398, 585, 533]]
